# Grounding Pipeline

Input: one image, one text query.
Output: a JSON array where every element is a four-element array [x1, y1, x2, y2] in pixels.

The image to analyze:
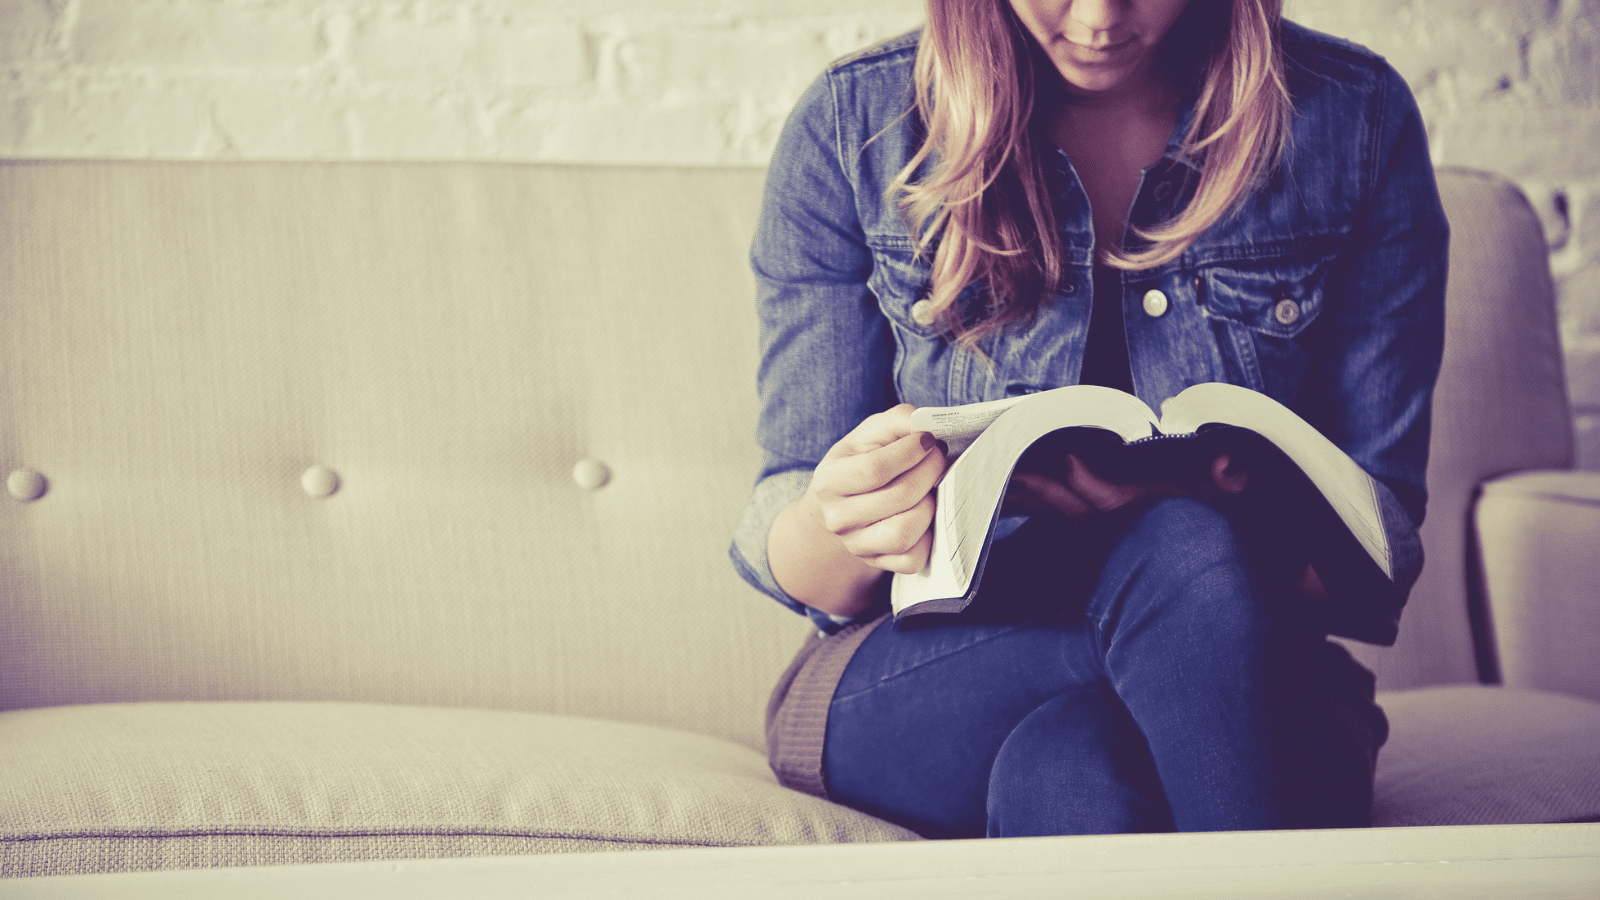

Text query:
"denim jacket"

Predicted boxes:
[[730, 22, 1448, 645]]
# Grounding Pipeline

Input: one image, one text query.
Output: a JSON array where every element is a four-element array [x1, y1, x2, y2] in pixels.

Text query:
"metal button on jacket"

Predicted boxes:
[[1274, 298, 1302, 326], [1142, 289, 1169, 318], [910, 299, 937, 326]]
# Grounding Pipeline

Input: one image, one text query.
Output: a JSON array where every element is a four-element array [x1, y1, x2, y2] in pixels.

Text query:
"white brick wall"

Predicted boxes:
[[3, 0, 1597, 466]]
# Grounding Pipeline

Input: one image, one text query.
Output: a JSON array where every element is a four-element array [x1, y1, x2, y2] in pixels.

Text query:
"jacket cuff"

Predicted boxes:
[[729, 468, 869, 634]]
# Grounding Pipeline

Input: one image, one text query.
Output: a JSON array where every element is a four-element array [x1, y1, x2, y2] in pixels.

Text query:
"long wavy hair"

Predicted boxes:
[[894, 0, 1292, 348]]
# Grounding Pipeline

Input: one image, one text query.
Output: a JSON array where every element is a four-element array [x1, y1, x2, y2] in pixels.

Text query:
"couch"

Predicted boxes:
[[2, 160, 1598, 879]]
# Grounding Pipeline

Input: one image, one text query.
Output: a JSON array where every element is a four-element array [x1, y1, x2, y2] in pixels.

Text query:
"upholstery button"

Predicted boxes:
[[301, 465, 340, 498], [572, 458, 611, 490], [1142, 289, 1169, 318], [7, 468, 48, 502], [1274, 298, 1301, 326], [910, 299, 937, 326]]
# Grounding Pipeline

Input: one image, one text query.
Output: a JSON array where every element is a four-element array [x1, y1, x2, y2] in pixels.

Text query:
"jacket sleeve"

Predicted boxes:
[[728, 68, 899, 633], [1300, 63, 1449, 642]]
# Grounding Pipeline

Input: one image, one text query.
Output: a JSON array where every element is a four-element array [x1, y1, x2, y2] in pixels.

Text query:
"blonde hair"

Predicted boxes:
[[896, 0, 1292, 347]]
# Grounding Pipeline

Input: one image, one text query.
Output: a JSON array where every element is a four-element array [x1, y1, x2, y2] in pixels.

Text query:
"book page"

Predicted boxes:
[[1158, 383, 1391, 578], [910, 395, 1028, 456], [911, 387, 1157, 457], [893, 386, 1160, 611]]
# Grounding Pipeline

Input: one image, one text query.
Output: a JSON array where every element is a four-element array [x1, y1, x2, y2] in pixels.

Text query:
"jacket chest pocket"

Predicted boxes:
[[867, 239, 941, 337], [866, 238, 986, 408], [1197, 251, 1334, 404]]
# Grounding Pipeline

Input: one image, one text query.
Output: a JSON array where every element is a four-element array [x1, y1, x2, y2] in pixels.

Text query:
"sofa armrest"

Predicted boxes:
[[1474, 470, 1600, 703]]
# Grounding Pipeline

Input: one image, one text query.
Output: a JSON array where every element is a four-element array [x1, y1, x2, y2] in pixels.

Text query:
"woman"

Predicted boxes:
[[730, 0, 1447, 837]]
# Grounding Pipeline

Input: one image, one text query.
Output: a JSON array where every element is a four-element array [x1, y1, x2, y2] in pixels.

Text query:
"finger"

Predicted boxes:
[[822, 430, 940, 498], [1001, 479, 1048, 515], [1061, 455, 1142, 512], [823, 403, 920, 459], [838, 492, 936, 562], [1010, 470, 1096, 517], [824, 436, 945, 532], [1209, 453, 1249, 494], [864, 524, 936, 575]]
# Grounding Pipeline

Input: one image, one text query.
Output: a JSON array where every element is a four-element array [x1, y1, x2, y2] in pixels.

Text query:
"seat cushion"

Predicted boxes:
[[0, 701, 919, 877], [1374, 686, 1600, 826]]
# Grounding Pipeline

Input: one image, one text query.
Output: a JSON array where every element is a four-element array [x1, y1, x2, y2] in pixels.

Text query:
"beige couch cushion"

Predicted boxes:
[[0, 702, 918, 877], [1374, 687, 1600, 827], [1475, 471, 1600, 704]]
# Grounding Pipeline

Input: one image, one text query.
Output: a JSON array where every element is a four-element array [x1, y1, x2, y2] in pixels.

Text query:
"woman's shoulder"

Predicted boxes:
[[784, 29, 922, 170], [1280, 19, 1410, 99], [824, 28, 921, 78]]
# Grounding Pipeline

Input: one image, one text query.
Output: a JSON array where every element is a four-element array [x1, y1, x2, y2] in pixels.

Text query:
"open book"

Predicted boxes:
[[890, 382, 1410, 619]]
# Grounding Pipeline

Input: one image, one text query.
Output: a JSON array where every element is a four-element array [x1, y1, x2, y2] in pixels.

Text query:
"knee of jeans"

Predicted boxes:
[[1092, 497, 1265, 629], [1123, 497, 1248, 571]]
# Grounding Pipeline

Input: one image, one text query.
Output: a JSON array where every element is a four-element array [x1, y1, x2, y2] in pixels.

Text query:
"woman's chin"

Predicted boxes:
[[1049, 57, 1154, 99]]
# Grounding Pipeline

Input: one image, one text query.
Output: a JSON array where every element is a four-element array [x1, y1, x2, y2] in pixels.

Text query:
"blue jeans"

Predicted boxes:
[[821, 498, 1387, 838]]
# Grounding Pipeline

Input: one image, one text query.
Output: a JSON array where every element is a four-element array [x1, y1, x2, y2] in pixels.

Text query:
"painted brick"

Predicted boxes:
[[0, 0, 56, 63], [1527, 16, 1600, 104], [623, 23, 834, 94], [1559, 266, 1600, 335], [346, 12, 584, 89], [344, 13, 472, 87], [0, 92, 35, 151], [618, 15, 918, 95], [1430, 106, 1600, 181], [206, 86, 350, 157], [473, 21, 587, 88], [71, 0, 322, 70], [16, 88, 213, 156], [501, 95, 739, 165], [345, 95, 482, 158], [557, 0, 920, 16], [1576, 412, 1600, 470], [1562, 339, 1600, 410], [1289, 1, 1550, 110], [1524, 181, 1576, 252], [1576, 184, 1600, 257], [1547, 184, 1596, 280]]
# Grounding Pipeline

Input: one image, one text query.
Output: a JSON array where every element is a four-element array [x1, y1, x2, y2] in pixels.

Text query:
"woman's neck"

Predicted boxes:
[[1043, 74, 1181, 254]]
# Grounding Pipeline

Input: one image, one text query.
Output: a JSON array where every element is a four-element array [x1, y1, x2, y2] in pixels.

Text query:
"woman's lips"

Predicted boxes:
[[1060, 35, 1139, 66]]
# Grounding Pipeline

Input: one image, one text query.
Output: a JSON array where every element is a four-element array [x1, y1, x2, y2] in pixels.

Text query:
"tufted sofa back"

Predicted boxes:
[[0, 162, 1574, 747], [0, 161, 802, 750]]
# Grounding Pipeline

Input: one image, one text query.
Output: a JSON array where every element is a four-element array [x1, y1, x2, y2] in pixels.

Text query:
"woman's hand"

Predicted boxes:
[[1005, 451, 1250, 519], [809, 404, 948, 574], [767, 404, 946, 618]]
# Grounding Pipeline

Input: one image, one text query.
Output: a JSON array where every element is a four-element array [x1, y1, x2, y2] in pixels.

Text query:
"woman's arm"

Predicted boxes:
[[730, 66, 911, 628], [1284, 61, 1447, 640], [1301, 63, 1449, 532]]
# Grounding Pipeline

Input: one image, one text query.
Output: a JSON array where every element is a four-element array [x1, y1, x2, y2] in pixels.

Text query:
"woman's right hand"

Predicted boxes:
[[767, 404, 946, 618], [808, 404, 948, 574]]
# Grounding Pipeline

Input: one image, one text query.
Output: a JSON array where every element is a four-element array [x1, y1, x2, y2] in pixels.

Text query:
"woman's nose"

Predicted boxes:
[[1066, 0, 1122, 46]]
